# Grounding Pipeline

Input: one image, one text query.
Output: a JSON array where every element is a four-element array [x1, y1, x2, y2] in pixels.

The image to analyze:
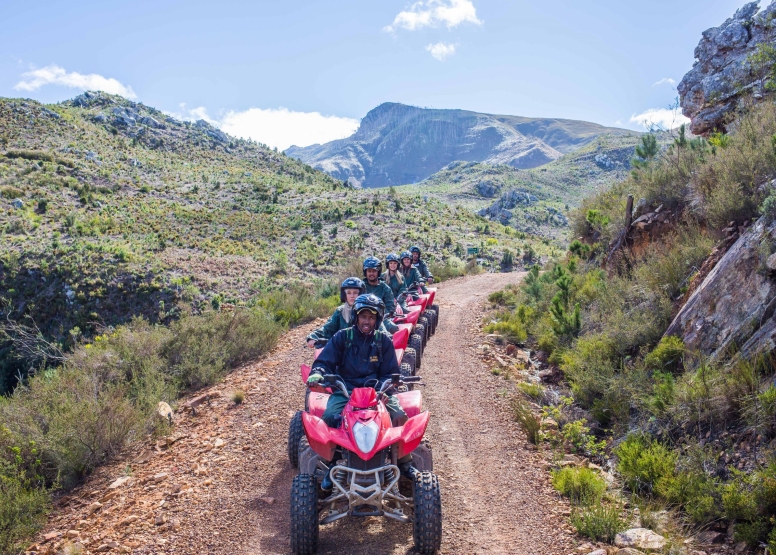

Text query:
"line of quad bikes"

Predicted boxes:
[[286, 280, 443, 554]]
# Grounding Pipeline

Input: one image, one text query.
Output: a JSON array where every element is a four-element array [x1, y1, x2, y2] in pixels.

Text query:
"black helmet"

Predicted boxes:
[[340, 277, 365, 303], [363, 256, 382, 277], [409, 246, 421, 255], [385, 252, 400, 264], [400, 250, 412, 262], [353, 294, 385, 327]]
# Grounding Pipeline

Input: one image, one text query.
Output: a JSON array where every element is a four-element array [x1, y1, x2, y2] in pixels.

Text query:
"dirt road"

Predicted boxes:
[[38, 272, 577, 555]]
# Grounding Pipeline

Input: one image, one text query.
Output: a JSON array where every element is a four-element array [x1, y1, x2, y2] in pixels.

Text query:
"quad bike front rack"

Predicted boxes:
[[319, 463, 411, 524]]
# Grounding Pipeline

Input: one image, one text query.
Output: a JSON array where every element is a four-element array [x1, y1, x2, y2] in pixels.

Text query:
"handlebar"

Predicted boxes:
[[308, 373, 425, 399]]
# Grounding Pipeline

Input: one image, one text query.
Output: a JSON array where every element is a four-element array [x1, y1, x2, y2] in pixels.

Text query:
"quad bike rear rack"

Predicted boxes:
[[319, 463, 411, 524]]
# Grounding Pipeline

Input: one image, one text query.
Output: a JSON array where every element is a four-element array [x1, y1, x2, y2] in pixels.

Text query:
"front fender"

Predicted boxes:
[[397, 411, 429, 458]]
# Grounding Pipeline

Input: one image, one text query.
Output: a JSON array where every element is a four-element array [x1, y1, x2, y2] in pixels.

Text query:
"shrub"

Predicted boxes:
[[570, 504, 626, 543], [0, 187, 23, 200], [4, 150, 54, 163], [511, 398, 541, 444], [551, 467, 606, 505], [231, 389, 245, 405], [484, 316, 527, 345], [0, 463, 49, 554], [430, 257, 466, 282], [614, 434, 676, 495], [517, 382, 544, 401], [164, 308, 282, 389], [644, 336, 684, 373]]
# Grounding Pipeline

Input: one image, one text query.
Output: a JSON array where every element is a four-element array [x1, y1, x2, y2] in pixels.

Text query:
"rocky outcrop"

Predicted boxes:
[[678, 1, 776, 135], [478, 189, 538, 224], [665, 216, 776, 362], [475, 180, 501, 197], [286, 102, 634, 187]]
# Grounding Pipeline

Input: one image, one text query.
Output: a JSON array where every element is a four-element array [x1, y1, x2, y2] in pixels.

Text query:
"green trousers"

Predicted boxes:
[[322, 390, 407, 428]]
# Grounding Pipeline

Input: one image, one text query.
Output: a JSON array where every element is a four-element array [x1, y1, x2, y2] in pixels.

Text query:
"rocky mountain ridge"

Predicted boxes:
[[286, 102, 635, 188], [679, 0, 776, 134]]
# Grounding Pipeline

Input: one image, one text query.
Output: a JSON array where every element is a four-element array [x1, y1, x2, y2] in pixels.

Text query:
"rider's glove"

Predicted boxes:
[[306, 373, 324, 386]]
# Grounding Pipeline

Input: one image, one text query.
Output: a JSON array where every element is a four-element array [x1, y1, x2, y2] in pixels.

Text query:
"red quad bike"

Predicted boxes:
[[288, 336, 417, 468], [389, 302, 425, 371], [290, 373, 441, 555], [406, 287, 439, 345]]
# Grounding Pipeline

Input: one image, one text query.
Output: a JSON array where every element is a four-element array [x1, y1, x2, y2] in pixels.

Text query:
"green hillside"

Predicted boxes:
[[0, 92, 553, 392], [404, 133, 642, 239]]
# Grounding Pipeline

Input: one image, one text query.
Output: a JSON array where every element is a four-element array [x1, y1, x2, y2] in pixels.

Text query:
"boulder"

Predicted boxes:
[[594, 153, 615, 170], [194, 119, 229, 143], [11, 198, 24, 209], [156, 401, 173, 423], [140, 116, 163, 128], [614, 528, 666, 551], [475, 180, 501, 197], [678, 2, 776, 134], [665, 216, 776, 364]]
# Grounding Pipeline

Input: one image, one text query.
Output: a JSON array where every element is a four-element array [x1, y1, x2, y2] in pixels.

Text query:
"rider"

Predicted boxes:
[[306, 294, 407, 429], [399, 250, 425, 294], [362, 256, 400, 333], [382, 253, 409, 311], [307, 277, 365, 346], [410, 246, 434, 293]]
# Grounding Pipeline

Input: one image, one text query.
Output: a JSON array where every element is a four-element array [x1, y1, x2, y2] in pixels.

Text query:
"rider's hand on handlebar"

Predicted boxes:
[[306, 339, 316, 348], [306, 374, 324, 386], [427, 277, 434, 284]]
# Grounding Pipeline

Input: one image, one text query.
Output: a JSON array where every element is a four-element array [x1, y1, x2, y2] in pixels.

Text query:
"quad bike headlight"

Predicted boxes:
[[352, 420, 379, 453]]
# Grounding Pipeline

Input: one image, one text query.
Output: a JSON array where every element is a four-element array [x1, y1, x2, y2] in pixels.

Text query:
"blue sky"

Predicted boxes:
[[0, 0, 753, 149]]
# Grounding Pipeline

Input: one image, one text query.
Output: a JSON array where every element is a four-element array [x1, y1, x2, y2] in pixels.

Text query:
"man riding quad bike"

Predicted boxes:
[[288, 294, 441, 555], [299, 278, 419, 409]]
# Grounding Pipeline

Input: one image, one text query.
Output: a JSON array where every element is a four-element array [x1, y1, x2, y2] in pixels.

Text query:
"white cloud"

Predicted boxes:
[[168, 105, 360, 151], [14, 65, 137, 99], [652, 77, 676, 87], [629, 107, 690, 130], [426, 42, 456, 60], [385, 0, 482, 32]]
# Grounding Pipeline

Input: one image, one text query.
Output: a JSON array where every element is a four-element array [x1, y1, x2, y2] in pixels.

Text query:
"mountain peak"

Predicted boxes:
[[287, 104, 633, 188]]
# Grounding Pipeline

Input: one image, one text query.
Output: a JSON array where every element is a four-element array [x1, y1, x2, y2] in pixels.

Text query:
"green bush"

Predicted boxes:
[[644, 336, 684, 373], [551, 466, 606, 505], [511, 398, 541, 444], [484, 316, 527, 345], [256, 283, 338, 327], [614, 434, 676, 495], [165, 308, 283, 389], [570, 504, 626, 543], [0, 464, 49, 555], [517, 382, 544, 401]]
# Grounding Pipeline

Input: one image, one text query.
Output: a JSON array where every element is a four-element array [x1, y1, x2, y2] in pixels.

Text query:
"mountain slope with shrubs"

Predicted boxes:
[[484, 49, 776, 555], [404, 132, 644, 240]]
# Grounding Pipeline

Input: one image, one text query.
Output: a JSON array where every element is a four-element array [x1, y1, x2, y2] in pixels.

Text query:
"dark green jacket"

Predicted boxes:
[[311, 327, 399, 390], [381, 271, 408, 300], [414, 259, 433, 280], [400, 266, 424, 290], [307, 304, 392, 343], [364, 280, 396, 315]]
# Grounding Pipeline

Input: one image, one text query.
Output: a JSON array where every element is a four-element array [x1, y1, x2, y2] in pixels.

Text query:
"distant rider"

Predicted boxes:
[[362, 256, 400, 333], [410, 246, 434, 293], [382, 253, 409, 311], [399, 250, 425, 294]]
